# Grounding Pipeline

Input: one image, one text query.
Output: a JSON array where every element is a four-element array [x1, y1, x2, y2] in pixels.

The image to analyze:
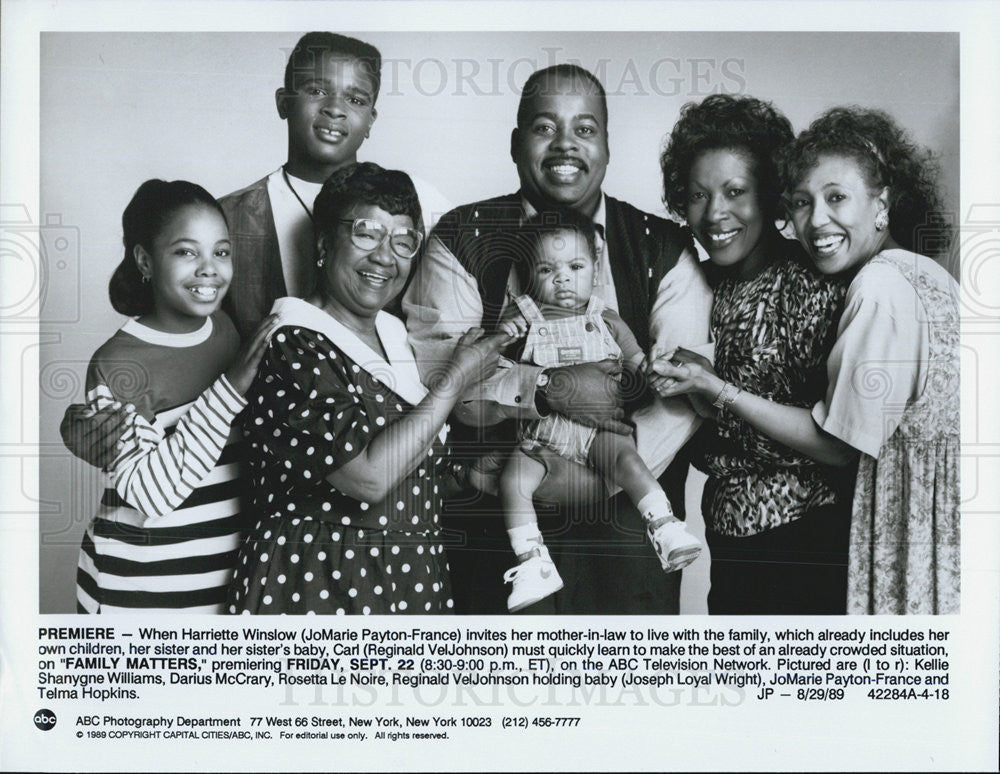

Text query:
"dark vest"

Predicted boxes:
[[218, 176, 286, 341], [430, 193, 692, 352]]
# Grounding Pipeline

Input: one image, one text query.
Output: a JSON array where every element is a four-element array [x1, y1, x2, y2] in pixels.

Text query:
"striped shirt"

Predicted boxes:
[[76, 313, 247, 614]]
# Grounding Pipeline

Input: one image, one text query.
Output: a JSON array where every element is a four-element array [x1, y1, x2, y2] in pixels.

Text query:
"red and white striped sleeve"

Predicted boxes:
[[86, 374, 246, 522]]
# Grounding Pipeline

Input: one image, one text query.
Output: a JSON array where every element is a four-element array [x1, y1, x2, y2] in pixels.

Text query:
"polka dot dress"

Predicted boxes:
[[227, 326, 454, 615]]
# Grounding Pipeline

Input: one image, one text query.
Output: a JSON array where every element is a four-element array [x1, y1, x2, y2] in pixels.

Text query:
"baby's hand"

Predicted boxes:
[[644, 347, 678, 397], [498, 319, 527, 339], [498, 307, 529, 340], [647, 347, 719, 399]]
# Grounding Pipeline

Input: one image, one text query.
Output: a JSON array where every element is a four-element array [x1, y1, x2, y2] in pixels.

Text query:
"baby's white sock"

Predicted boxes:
[[507, 523, 546, 561], [637, 490, 673, 522]]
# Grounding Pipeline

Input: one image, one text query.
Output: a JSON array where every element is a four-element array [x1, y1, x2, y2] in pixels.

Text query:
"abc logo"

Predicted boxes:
[[33, 709, 57, 731]]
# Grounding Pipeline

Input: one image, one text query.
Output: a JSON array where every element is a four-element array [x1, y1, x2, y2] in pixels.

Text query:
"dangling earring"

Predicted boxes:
[[317, 257, 325, 268], [141, 274, 150, 284], [874, 209, 889, 231]]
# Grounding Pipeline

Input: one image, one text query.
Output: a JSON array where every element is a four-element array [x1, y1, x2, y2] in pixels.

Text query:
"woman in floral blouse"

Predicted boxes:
[[655, 106, 959, 615], [656, 94, 853, 614]]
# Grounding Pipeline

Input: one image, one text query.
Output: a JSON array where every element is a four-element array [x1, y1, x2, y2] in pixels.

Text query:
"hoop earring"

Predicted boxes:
[[874, 209, 889, 232], [141, 274, 150, 284]]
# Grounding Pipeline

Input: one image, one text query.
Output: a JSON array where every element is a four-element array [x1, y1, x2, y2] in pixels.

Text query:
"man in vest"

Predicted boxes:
[[403, 64, 712, 614]]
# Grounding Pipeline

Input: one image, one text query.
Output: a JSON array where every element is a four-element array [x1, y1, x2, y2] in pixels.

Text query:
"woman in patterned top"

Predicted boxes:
[[654, 107, 959, 615], [653, 94, 853, 614], [227, 163, 506, 615]]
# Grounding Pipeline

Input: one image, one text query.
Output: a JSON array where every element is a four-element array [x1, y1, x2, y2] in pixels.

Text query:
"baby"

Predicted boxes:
[[497, 210, 701, 611]]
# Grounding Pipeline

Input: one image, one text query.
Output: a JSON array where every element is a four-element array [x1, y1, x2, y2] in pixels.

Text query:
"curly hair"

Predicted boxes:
[[780, 106, 952, 257], [660, 93, 794, 221], [108, 179, 227, 317], [313, 161, 422, 240], [312, 162, 423, 307]]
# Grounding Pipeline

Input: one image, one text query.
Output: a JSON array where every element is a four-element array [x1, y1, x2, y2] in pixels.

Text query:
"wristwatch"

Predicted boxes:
[[712, 382, 742, 410], [534, 370, 551, 416]]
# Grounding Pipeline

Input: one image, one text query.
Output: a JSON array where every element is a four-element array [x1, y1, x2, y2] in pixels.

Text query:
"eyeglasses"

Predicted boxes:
[[339, 218, 423, 259]]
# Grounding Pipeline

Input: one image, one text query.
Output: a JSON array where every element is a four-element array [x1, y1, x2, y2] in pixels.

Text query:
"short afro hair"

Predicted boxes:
[[516, 64, 608, 128], [284, 32, 382, 102], [511, 208, 598, 295]]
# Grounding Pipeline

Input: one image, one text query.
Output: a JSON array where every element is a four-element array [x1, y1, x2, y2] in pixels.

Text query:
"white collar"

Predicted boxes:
[[269, 298, 445, 442], [122, 315, 213, 348]]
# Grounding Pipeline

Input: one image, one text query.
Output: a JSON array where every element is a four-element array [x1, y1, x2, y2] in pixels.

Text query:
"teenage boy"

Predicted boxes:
[[222, 31, 449, 338], [221, 31, 380, 339], [403, 64, 713, 615]]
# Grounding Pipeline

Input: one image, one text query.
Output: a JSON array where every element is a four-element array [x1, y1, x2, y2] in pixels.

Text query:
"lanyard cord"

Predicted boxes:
[[282, 166, 314, 221]]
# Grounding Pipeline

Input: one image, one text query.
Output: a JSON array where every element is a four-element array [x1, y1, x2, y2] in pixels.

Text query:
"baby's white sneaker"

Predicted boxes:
[[646, 514, 701, 572], [503, 548, 563, 612]]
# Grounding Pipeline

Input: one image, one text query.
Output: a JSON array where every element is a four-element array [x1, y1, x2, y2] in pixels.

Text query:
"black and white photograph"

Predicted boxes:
[[1, 1, 997, 771], [36, 29, 962, 617]]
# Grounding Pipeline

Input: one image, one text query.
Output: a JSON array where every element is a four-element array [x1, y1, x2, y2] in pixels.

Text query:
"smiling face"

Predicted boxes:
[[277, 53, 377, 183], [511, 74, 610, 217], [788, 154, 891, 275], [528, 229, 596, 310], [317, 203, 414, 328], [134, 204, 232, 333], [686, 148, 767, 275]]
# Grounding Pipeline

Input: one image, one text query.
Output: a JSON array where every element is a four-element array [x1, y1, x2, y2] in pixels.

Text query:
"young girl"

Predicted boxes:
[[496, 210, 702, 612], [76, 179, 278, 614]]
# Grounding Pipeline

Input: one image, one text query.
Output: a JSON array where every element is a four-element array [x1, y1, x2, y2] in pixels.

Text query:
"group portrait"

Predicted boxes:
[[37, 30, 960, 617]]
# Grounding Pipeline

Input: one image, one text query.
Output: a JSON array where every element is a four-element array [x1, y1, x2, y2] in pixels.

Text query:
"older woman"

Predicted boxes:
[[655, 107, 959, 614], [228, 163, 505, 615], [656, 94, 852, 614]]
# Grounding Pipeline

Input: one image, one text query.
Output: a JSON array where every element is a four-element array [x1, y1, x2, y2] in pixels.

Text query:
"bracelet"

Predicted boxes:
[[711, 382, 742, 410]]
